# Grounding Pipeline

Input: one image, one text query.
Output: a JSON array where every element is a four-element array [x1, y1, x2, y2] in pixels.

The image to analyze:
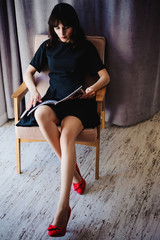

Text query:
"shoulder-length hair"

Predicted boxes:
[[48, 3, 85, 46]]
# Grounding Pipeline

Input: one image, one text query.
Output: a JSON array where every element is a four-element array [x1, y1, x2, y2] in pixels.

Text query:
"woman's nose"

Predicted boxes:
[[61, 28, 65, 36]]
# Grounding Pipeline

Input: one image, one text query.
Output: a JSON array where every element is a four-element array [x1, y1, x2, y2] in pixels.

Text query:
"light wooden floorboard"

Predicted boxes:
[[0, 112, 160, 240]]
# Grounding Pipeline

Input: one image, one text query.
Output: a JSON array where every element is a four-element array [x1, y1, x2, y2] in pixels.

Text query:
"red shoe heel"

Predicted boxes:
[[48, 207, 71, 237], [73, 163, 86, 195]]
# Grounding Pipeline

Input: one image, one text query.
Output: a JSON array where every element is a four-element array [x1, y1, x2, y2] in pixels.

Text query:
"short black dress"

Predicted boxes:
[[17, 39, 105, 128]]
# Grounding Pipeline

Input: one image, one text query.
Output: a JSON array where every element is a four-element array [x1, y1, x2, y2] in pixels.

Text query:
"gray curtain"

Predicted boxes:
[[0, 0, 22, 121], [1, 0, 160, 126]]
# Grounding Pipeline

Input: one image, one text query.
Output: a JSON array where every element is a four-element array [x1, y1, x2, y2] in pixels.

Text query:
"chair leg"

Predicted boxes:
[[95, 142, 100, 180], [101, 111, 105, 129], [101, 99, 105, 129], [16, 138, 21, 174]]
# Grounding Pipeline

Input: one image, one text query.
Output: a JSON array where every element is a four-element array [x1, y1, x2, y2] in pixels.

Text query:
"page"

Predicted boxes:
[[26, 99, 58, 116], [57, 86, 84, 103]]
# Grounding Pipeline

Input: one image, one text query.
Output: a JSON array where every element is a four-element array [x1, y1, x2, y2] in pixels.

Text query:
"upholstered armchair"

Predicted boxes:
[[12, 35, 106, 179]]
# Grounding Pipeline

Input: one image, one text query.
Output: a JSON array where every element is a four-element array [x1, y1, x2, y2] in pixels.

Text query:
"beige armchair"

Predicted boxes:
[[12, 35, 106, 179]]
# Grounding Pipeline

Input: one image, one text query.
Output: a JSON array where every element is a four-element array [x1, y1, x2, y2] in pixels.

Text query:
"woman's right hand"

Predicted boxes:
[[23, 65, 42, 110], [28, 89, 42, 110]]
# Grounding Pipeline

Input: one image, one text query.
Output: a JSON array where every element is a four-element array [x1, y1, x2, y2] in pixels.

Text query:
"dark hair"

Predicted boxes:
[[48, 3, 85, 46]]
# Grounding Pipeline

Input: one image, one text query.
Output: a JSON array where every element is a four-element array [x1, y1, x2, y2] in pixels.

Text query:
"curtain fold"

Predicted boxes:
[[104, 0, 160, 125], [0, 0, 22, 120], [1, 0, 160, 126]]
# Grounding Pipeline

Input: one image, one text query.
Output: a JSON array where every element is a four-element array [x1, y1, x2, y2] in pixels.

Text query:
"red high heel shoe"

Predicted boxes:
[[73, 163, 86, 195], [48, 207, 71, 237]]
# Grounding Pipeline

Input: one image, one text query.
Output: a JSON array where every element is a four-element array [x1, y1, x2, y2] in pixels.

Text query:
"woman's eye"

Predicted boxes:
[[54, 26, 70, 30]]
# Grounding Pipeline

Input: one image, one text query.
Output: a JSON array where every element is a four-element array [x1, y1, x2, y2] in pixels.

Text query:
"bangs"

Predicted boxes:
[[53, 19, 72, 27], [52, 17, 72, 28]]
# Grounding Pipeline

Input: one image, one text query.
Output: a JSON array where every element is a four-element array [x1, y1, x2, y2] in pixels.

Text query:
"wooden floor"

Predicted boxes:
[[1, 112, 160, 240]]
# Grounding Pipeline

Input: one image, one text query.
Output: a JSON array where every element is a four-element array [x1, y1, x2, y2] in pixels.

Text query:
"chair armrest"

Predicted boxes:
[[12, 82, 28, 101], [96, 86, 106, 102], [11, 82, 28, 124], [96, 86, 106, 117]]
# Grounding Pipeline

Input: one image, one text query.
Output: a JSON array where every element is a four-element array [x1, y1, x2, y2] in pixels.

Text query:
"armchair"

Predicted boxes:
[[12, 35, 106, 179]]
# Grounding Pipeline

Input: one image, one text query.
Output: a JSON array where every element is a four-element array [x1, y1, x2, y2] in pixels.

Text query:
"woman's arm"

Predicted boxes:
[[81, 68, 110, 98], [23, 65, 42, 109]]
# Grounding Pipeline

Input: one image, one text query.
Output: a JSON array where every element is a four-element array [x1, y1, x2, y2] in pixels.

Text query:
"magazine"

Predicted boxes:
[[20, 86, 84, 118]]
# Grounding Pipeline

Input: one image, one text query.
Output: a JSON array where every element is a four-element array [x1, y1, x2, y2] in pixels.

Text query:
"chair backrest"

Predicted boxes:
[[34, 35, 105, 96]]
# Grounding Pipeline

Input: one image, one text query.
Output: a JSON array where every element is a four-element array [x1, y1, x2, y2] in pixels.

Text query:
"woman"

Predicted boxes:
[[18, 3, 110, 237]]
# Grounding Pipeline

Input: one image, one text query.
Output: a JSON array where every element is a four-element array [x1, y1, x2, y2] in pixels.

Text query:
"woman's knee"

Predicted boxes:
[[34, 106, 54, 123], [60, 129, 76, 146], [35, 107, 45, 122], [60, 116, 83, 146]]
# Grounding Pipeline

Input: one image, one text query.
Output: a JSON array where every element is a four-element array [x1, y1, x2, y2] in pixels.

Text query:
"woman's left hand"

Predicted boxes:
[[80, 87, 96, 99]]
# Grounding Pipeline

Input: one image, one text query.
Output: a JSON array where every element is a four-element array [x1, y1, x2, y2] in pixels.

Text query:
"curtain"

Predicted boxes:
[[1, 0, 160, 126], [0, 0, 22, 122]]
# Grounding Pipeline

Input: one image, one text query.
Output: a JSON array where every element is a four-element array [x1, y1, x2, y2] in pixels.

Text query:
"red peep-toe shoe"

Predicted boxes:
[[73, 163, 86, 195], [48, 207, 71, 237]]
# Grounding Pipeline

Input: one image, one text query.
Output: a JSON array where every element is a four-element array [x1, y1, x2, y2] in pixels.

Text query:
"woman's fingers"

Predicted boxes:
[[33, 98, 37, 107], [38, 95, 42, 103], [81, 87, 95, 99], [28, 98, 35, 110], [28, 92, 42, 110]]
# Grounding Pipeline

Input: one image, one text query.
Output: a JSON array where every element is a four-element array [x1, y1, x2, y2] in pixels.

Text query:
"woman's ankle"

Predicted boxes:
[[73, 170, 82, 183], [52, 205, 70, 226]]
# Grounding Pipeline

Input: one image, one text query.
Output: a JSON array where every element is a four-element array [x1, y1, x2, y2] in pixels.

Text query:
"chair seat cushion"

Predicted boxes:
[[15, 126, 98, 142]]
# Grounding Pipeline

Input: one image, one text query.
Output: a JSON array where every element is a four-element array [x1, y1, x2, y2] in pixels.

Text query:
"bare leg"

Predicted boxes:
[[35, 107, 84, 227], [34, 105, 82, 183], [52, 116, 83, 227]]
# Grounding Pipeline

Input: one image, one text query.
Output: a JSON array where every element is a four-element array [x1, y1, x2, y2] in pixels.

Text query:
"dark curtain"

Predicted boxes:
[[1, 0, 160, 126]]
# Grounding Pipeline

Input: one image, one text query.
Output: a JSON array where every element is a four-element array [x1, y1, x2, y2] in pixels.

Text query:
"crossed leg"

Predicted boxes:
[[34, 105, 82, 182], [34, 105, 84, 227]]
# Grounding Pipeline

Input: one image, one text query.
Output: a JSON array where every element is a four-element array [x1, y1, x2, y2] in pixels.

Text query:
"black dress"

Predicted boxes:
[[17, 39, 105, 128]]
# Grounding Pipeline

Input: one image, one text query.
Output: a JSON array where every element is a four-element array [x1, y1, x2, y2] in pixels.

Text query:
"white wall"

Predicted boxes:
[[0, 63, 7, 126]]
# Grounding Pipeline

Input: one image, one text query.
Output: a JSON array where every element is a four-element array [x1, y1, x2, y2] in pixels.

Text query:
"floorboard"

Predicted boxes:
[[0, 112, 160, 240]]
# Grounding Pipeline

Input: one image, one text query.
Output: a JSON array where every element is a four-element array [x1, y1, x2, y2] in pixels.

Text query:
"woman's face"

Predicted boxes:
[[54, 22, 73, 42]]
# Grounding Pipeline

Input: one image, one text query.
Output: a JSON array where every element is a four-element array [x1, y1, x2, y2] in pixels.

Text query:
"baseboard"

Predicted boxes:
[[0, 112, 8, 126]]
